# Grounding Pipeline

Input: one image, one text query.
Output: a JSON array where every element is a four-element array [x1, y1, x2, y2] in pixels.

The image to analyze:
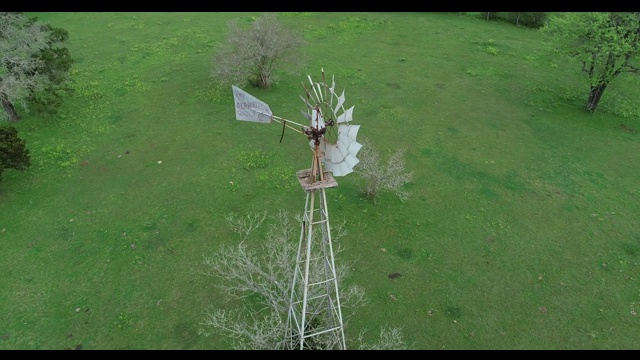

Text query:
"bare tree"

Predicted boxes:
[[353, 138, 413, 203], [355, 326, 409, 350], [211, 13, 306, 89], [1, 12, 47, 121], [199, 210, 408, 349]]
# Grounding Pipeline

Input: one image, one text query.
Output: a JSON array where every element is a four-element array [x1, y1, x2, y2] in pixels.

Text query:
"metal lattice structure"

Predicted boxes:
[[232, 69, 361, 350], [285, 154, 345, 349]]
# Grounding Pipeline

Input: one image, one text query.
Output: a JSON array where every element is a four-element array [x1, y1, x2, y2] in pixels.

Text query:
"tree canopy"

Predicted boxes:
[[541, 12, 640, 112], [0, 125, 30, 184], [0, 12, 73, 122]]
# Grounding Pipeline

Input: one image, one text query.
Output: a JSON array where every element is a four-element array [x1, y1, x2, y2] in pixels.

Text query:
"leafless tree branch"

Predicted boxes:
[[211, 13, 306, 89], [354, 138, 413, 203]]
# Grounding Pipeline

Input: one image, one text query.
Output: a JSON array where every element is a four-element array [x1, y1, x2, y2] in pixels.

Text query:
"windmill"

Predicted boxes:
[[231, 69, 362, 350]]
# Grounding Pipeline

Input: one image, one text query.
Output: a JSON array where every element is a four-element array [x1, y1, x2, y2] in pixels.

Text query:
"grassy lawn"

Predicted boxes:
[[1, 12, 639, 349]]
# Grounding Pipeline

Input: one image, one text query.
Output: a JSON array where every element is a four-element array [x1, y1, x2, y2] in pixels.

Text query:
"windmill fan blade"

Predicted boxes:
[[316, 83, 324, 102], [337, 139, 362, 160], [348, 141, 363, 157], [318, 122, 361, 176], [327, 143, 347, 163], [336, 125, 359, 151], [337, 137, 351, 157], [331, 76, 336, 95], [344, 153, 360, 169], [323, 160, 336, 173], [317, 139, 327, 158], [340, 124, 360, 141], [331, 162, 353, 177], [329, 76, 337, 107], [336, 106, 354, 123], [334, 90, 345, 115], [324, 141, 336, 162], [308, 75, 322, 102], [299, 95, 313, 110]]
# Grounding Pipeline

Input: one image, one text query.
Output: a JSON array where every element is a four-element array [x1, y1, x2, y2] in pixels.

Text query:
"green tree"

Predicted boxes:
[[0, 12, 73, 121], [27, 21, 74, 118], [507, 12, 548, 28], [211, 13, 306, 89], [484, 12, 498, 21], [0, 125, 30, 184], [541, 12, 640, 112]]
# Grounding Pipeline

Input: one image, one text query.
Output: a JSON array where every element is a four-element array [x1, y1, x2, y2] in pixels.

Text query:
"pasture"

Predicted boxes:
[[1, 12, 639, 349]]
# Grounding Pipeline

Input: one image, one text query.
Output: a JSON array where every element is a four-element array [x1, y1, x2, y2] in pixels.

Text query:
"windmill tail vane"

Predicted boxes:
[[232, 84, 307, 137]]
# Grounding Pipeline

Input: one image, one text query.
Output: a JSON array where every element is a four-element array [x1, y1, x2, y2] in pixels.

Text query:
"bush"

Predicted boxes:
[[0, 125, 30, 184], [353, 138, 413, 203]]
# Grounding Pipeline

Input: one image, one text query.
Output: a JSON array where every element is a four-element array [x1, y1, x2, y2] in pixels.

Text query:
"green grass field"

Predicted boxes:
[[1, 12, 639, 350]]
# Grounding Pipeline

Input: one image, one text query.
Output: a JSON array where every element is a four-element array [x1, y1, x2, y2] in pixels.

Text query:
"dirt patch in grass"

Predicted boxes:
[[619, 123, 636, 133]]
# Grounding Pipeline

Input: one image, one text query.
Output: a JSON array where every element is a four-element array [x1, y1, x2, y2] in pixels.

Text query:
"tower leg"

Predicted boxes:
[[285, 186, 346, 350]]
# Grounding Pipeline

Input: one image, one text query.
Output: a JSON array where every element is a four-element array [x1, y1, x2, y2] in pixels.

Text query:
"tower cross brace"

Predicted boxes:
[[284, 145, 346, 350]]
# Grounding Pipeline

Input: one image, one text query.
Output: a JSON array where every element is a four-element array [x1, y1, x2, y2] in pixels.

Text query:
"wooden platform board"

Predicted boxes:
[[296, 169, 338, 192]]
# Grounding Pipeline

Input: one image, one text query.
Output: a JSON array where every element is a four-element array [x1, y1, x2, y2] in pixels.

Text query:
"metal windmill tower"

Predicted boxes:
[[231, 69, 362, 350]]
